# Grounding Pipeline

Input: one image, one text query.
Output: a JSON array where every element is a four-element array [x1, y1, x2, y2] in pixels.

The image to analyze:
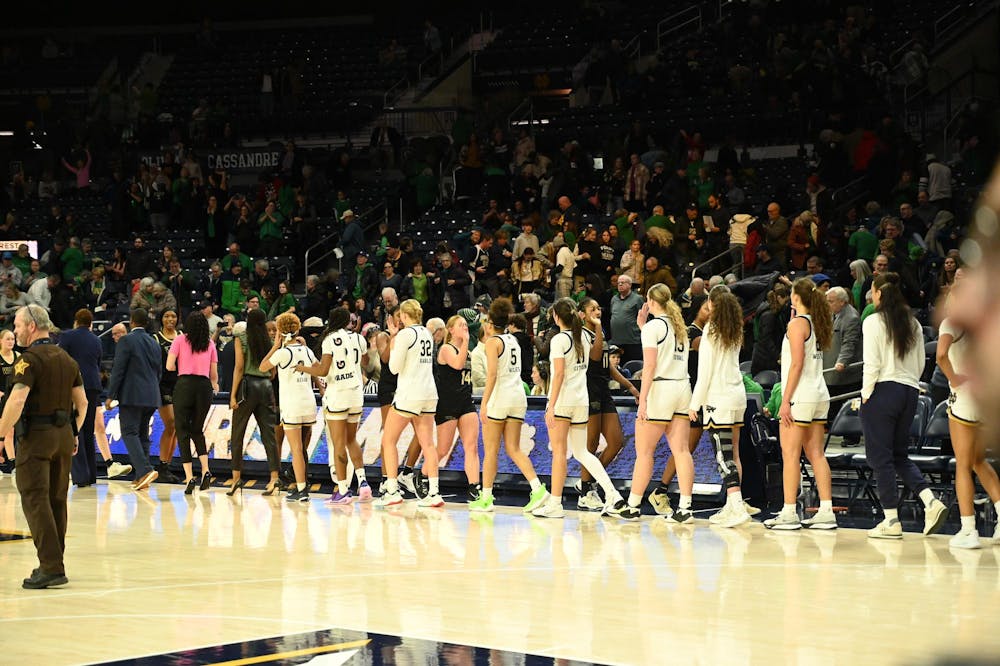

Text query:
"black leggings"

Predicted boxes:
[[174, 375, 213, 463], [230, 376, 278, 472]]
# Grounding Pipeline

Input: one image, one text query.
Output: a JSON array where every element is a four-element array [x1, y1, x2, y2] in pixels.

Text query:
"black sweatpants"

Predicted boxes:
[[174, 375, 213, 463], [860, 381, 929, 510]]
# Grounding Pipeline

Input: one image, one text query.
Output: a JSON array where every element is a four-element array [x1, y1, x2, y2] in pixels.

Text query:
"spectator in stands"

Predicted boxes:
[[40, 238, 66, 279], [231, 204, 256, 253], [0, 253, 22, 288], [468, 231, 494, 297], [198, 262, 223, 307], [400, 259, 430, 308], [48, 273, 75, 329], [345, 252, 380, 308], [914, 190, 937, 230], [824, 286, 862, 428], [764, 202, 789, 262], [553, 235, 575, 299], [221, 243, 253, 273], [149, 282, 178, 323], [61, 148, 92, 190], [0, 283, 28, 328], [513, 219, 539, 259], [11, 244, 31, 277], [753, 245, 784, 276], [22, 259, 46, 293], [849, 259, 872, 312], [787, 214, 812, 271], [204, 194, 226, 259], [924, 154, 953, 212], [512, 247, 545, 297], [339, 210, 365, 266], [623, 154, 649, 213], [642, 255, 676, 294], [609, 274, 643, 362], [751, 283, 790, 375], [61, 237, 84, 283], [434, 251, 471, 312], [289, 192, 317, 254], [381, 261, 403, 295], [27, 273, 57, 309], [256, 201, 284, 257], [619, 239, 644, 285], [250, 259, 277, 297], [127, 236, 157, 282]]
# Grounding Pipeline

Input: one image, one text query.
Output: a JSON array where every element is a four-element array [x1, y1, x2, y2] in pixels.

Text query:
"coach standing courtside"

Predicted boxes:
[[59, 309, 104, 488], [106, 308, 162, 491], [0, 304, 87, 589]]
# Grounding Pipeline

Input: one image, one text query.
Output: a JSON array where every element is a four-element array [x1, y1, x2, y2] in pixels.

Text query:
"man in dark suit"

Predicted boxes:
[[58, 308, 106, 488], [106, 308, 162, 490]]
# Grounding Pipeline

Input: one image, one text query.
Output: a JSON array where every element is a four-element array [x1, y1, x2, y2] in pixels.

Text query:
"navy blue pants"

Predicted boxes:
[[860, 381, 929, 509]]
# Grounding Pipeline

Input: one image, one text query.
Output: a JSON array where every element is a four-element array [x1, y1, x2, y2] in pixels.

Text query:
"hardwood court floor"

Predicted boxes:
[[0, 477, 998, 665]]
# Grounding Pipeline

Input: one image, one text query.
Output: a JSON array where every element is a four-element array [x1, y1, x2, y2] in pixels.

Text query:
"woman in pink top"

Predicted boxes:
[[166, 311, 219, 494], [61, 149, 92, 190]]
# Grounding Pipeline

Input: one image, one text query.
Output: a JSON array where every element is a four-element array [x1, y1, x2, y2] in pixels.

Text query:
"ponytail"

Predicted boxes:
[[552, 297, 584, 362], [792, 277, 832, 350], [647, 282, 688, 347], [874, 272, 917, 359]]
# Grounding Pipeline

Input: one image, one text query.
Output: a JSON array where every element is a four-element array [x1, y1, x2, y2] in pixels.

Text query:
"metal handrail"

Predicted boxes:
[[934, 4, 965, 42], [657, 5, 701, 52], [691, 247, 740, 281], [303, 202, 384, 277], [417, 51, 444, 81], [383, 76, 409, 109], [623, 34, 640, 60]]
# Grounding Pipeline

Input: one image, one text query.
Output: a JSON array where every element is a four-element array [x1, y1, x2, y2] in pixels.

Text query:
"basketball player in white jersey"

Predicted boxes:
[[260, 312, 321, 503], [375, 299, 442, 508], [471, 298, 550, 513], [765, 278, 837, 530], [296, 307, 373, 504], [533, 298, 624, 518], [617, 283, 695, 523], [937, 272, 1000, 547], [689, 287, 753, 527]]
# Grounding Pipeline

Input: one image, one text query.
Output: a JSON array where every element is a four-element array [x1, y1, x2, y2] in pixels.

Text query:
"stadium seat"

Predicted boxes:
[[622, 360, 643, 377], [752, 370, 779, 390]]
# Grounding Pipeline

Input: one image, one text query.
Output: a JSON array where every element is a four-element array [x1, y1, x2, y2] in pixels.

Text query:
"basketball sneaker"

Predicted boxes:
[[715, 501, 752, 528], [374, 490, 404, 508], [531, 495, 565, 518], [648, 487, 673, 516], [665, 508, 694, 524], [743, 501, 762, 516], [602, 496, 627, 517], [523, 485, 549, 513], [577, 490, 604, 511], [107, 462, 132, 479], [868, 517, 903, 539], [802, 508, 838, 530], [286, 488, 310, 503], [949, 528, 981, 549], [923, 498, 948, 535], [397, 471, 416, 496], [357, 481, 373, 502], [417, 494, 444, 508], [468, 483, 482, 502], [469, 494, 495, 512], [615, 502, 641, 522], [325, 490, 352, 505], [764, 510, 802, 531]]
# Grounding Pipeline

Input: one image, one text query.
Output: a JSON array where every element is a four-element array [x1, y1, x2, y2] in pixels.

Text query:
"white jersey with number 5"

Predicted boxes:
[[390, 325, 439, 403], [322, 329, 368, 394], [488, 333, 526, 409]]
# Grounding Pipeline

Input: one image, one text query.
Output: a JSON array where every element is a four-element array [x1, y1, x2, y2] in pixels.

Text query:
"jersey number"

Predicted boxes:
[[420, 340, 432, 357], [461, 370, 472, 385]]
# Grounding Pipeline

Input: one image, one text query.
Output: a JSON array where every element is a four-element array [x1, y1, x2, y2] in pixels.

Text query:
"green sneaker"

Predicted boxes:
[[523, 485, 550, 513], [469, 494, 495, 513]]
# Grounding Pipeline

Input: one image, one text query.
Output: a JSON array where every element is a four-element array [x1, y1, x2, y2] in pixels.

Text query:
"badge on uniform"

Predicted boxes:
[[13, 359, 29, 375]]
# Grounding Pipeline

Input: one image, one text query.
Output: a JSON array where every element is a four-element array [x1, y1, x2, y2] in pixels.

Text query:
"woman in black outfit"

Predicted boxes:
[[750, 283, 791, 375], [228, 309, 280, 495], [153, 309, 180, 483]]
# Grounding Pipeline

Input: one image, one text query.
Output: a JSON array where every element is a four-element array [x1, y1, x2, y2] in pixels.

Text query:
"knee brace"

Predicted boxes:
[[712, 432, 740, 490]]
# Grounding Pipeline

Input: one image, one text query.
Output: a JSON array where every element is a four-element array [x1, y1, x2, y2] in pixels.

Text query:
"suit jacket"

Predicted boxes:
[[107, 327, 162, 408], [58, 326, 103, 390], [824, 304, 862, 386]]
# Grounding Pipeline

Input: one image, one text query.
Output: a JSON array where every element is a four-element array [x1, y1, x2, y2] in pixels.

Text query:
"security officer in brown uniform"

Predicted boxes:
[[0, 305, 87, 589]]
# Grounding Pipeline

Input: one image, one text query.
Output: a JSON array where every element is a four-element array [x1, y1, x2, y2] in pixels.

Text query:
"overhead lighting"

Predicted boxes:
[[0, 131, 13, 136]]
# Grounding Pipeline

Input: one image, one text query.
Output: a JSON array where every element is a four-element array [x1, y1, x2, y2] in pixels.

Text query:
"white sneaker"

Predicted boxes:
[[764, 511, 802, 531], [868, 517, 903, 539], [716, 502, 752, 528], [107, 462, 132, 479], [949, 528, 981, 549], [743, 501, 761, 516], [923, 498, 948, 535], [648, 487, 673, 516], [709, 504, 733, 525], [802, 508, 838, 530], [397, 472, 416, 495], [374, 490, 404, 508], [532, 496, 565, 519], [417, 494, 444, 508], [577, 490, 604, 512], [601, 496, 627, 517], [993, 522, 1000, 544]]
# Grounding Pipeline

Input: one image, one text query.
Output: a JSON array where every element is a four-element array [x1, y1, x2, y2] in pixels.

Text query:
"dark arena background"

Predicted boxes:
[[1, 1, 1000, 664]]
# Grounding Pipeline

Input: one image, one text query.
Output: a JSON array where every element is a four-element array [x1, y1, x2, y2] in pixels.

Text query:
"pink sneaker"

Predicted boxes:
[[357, 481, 373, 503]]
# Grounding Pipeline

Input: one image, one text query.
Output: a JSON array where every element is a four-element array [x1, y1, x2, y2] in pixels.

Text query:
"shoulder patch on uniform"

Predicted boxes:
[[13, 358, 29, 375]]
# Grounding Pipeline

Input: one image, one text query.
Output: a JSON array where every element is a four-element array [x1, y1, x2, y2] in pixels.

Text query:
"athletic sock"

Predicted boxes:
[[658, 482, 671, 492], [918, 488, 936, 507], [960, 515, 976, 532], [628, 492, 642, 508], [384, 478, 399, 494], [528, 477, 542, 492], [726, 490, 744, 506], [429, 477, 440, 496], [995, 499, 1000, 516], [884, 508, 899, 522], [399, 465, 412, 475], [819, 499, 833, 512], [337, 479, 348, 494], [296, 482, 306, 491], [483, 487, 493, 499], [328, 466, 338, 483], [783, 503, 797, 516], [355, 468, 366, 484], [679, 495, 692, 510], [102, 457, 113, 464]]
